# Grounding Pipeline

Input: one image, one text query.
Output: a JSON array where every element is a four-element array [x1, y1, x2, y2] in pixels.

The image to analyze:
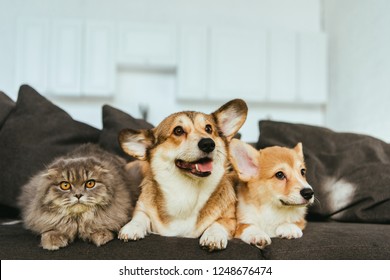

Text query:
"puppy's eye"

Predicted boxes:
[[275, 171, 286, 180], [205, 124, 213, 134], [301, 168, 306, 177], [85, 180, 96, 189], [59, 181, 71, 191], [173, 126, 185, 136]]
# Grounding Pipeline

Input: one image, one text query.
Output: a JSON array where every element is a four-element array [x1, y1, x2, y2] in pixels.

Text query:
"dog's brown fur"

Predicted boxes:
[[118, 99, 247, 251], [229, 140, 314, 249]]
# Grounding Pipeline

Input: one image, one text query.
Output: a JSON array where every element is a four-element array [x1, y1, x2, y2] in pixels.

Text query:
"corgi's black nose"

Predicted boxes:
[[300, 188, 314, 200], [198, 138, 215, 153]]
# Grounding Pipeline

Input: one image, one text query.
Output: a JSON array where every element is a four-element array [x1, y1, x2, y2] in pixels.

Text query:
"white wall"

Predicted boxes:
[[324, 0, 390, 142], [0, 0, 324, 142]]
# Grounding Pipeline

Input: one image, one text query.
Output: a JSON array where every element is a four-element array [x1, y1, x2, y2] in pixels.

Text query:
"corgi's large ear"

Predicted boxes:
[[294, 142, 304, 159], [212, 99, 248, 141], [229, 139, 259, 182], [119, 129, 155, 160]]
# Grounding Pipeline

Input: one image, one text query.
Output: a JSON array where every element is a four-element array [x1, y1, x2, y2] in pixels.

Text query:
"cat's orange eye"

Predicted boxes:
[[59, 181, 71, 190], [85, 180, 96, 189]]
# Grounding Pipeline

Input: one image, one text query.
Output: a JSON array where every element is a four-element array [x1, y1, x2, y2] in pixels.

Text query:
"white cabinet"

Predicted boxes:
[[178, 27, 327, 104], [15, 19, 327, 103], [298, 33, 327, 103], [177, 26, 208, 100], [15, 19, 50, 93], [15, 18, 116, 97], [268, 31, 297, 102], [83, 21, 115, 96], [117, 23, 177, 68], [268, 31, 327, 104], [49, 20, 83, 96], [209, 28, 267, 101], [177, 27, 268, 102]]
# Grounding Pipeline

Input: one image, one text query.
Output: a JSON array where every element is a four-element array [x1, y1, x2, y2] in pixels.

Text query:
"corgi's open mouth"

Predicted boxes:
[[175, 158, 213, 177], [280, 200, 308, 207]]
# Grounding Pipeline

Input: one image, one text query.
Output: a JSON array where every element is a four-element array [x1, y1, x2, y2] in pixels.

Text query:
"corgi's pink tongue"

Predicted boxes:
[[175, 158, 213, 176], [196, 161, 213, 172]]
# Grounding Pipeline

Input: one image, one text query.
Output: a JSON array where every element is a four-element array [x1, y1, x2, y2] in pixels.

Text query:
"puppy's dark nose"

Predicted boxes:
[[300, 188, 314, 200], [198, 138, 215, 153]]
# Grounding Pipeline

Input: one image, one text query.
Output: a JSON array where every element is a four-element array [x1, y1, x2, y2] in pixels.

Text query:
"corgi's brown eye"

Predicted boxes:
[[301, 169, 306, 177], [85, 180, 96, 189], [205, 124, 213, 134], [59, 181, 71, 190], [173, 126, 185, 136], [275, 171, 286, 180]]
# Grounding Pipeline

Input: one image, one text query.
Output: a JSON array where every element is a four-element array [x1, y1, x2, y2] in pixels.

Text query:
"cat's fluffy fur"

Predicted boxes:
[[18, 144, 134, 250]]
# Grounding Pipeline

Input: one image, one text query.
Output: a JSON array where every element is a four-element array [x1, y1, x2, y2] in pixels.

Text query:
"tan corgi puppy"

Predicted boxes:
[[118, 99, 248, 251], [229, 139, 314, 249]]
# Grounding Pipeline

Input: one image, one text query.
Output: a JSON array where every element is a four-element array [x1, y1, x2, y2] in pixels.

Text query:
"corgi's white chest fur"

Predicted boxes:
[[150, 156, 225, 237], [238, 200, 306, 237]]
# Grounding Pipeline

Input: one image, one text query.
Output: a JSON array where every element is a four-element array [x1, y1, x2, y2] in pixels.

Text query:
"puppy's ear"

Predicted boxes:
[[294, 142, 304, 159], [212, 99, 248, 141], [229, 139, 259, 182], [119, 129, 155, 160]]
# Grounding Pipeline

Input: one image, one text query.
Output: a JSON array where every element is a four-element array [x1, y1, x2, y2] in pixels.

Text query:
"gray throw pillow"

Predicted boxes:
[[99, 105, 153, 161], [0, 85, 100, 216]]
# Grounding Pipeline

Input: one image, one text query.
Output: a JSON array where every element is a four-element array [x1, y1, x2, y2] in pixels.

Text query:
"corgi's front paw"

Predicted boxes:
[[200, 223, 229, 252], [118, 221, 147, 242], [239, 225, 271, 249], [276, 223, 303, 239]]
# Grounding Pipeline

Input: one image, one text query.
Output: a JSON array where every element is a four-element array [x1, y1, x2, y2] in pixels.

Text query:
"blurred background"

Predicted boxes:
[[0, 0, 389, 142]]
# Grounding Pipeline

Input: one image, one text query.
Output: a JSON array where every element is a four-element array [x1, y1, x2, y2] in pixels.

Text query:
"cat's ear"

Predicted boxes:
[[93, 165, 110, 175], [119, 128, 155, 160], [43, 168, 58, 179]]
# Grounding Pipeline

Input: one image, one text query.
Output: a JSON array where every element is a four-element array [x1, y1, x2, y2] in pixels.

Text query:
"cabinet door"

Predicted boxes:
[[209, 28, 267, 101], [49, 20, 83, 96], [298, 33, 327, 103], [268, 31, 297, 102], [117, 22, 177, 67], [82, 21, 115, 97], [15, 19, 50, 93], [177, 26, 208, 100]]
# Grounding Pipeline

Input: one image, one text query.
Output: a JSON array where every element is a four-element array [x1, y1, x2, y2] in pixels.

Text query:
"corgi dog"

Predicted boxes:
[[118, 99, 248, 251], [229, 139, 314, 249]]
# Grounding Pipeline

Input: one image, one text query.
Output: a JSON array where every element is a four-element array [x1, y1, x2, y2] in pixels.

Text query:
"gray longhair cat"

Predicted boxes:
[[18, 143, 135, 250]]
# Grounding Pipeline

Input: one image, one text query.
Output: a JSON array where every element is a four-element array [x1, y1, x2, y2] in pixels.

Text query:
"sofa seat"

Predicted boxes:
[[1, 220, 389, 260]]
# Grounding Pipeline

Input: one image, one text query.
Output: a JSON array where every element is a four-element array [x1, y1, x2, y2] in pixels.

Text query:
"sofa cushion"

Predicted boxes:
[[257, 120, 390, 224], [0, 91, 15, 128], [0, 85, 100, 217], [99, 105, 153, 161]]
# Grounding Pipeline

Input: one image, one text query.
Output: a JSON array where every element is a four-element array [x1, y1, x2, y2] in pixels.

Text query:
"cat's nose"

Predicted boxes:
[[75, 194, 83, 199]]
